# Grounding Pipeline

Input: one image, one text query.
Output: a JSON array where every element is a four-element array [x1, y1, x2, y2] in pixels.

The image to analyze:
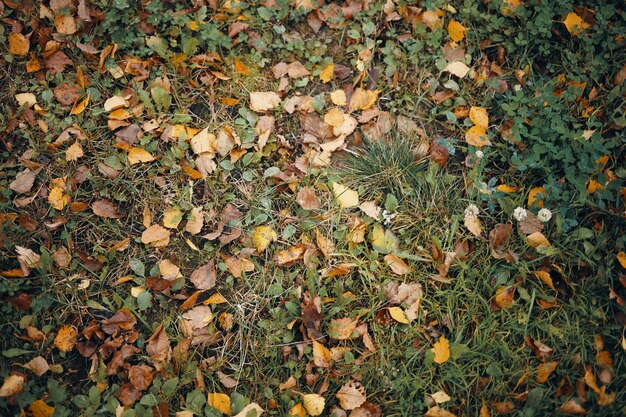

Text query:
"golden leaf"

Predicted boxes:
[[249, 91, 281, 112], [384, 254, 412, 275], [431, 335, 451, 364], [494, 285, 516, 309], [534, 271, 555, 290], [207, 393, 231, 414], [127, 147, 155, 165], [536, 361, 558, 383], [54, 325, 77, 352], [330, 89, 346, 105], [469, 106, 489, 130], [163, 208, 183, 229], [65, 141, 84, 162], [526, 232, 551, 248], [312, 340, 331, 368], [348, 88, 379, 112], [70, 94, 89, 115], [447, 20, 466, 42], [8, 33, 29, 56], [564, 12, 590, 36], [319, 64, 334, 83], [29, 399, 55, 417], [618, 252, 626, 269], [465, 126, 490, 147], [527, 186, 546, 208]]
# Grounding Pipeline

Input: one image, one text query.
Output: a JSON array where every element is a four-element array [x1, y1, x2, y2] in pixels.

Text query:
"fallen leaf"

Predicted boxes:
[[313, 340, 331, 367], [526, 232, 551, 248], [388, 307, 409, 324], [54, 14, 77, 34], [469, 106, 489, 130], [141, 225, 171, 246], [92, 200, 123, 219], [329, 317, 358, 339], [330, 90, 347, 106], [447, 20, 466, 42], [10, 169, 37, 194], [617, 252, 626, 269], [444, 61, 470, 78], [349, 88, 379, 112], [527, 186, 546, 208], [233, 403, 264, 417], [129, 364, 155, 391], [432, 335, 451, 364], [128, 147, 155, 165], [22, 356, 49, 377], [384, 254, 411, 275], [190, 261, 216, 290], [250, 92, 281, 112], [104, 96, 128, 112], [29, 399, 55, 417], [564, 12, 590, 36], [494, 285, 516, 309], [289, 403, 306, 417], [274, 245, 307, 266], [70, 94, 90, 115], [296, 187, 320, 210], [48, 178, 70, 210], [163, 208, 184, 229], [182, 306, 213, 330], [431, 391, 451, 404], [54, 325, 77, 352], [466, 126, 489, 147], [253, 225, 278, 253], [0, 374, 25, 397], [207, 393, 231, 414], [302, 393, 325, 416], [315, 229, 335, 258], [534, 271, 555, 290], [8, 33, 29, 56], [424, 406, 457, 417], [336, 380, 366, 410], [224, 256, 254, 278], [15, 92, 37, 108], [159, 259, 181, 280], [185, 207, 204, 234], [464, 215, 483, 237], [370, 224, 399, 254], [536, 361, 558, 383], [332, 183, 359, 208], [558, 399, 587, 415], [359, 201, 382, 219], [319, 64, 334, 83]]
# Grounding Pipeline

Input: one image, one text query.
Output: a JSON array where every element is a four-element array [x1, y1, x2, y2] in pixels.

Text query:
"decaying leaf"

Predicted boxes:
[[92, 200, 123, 219], [296, 187, 321, 210], [190, 261, 216, 290], [54, 325, 77, 352], [22, 356, 50, 377], [313, 340, 331, 368]]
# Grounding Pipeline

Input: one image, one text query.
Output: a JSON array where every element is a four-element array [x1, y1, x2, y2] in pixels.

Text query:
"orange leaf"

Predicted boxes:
[[465, 126, 490, 147], [431, 335, 450, 364]]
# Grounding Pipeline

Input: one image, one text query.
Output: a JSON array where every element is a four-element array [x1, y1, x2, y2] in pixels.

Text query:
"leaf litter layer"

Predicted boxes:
[[1, 1, 625, 417]]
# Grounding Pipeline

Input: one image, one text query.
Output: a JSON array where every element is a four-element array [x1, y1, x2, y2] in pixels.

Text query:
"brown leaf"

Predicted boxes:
[[118, 383, 142, 407], [384, 254, 412, 275], [336, 381, 366, 410], [296, 187, 320, 210], [185, 207, 204, 235], [92, 200, 123, 219], [128, 364, 155, 391], [274, 244, 307, 266], [315, 229, 335, 259], [8, 33, 29, 56], [525, 336, 553, 362], [217, 371, 238, 388], [424, 406, 457, 417], [430, 140, 449, 167], [101, 308, 137, 334], [518, 213, 543, 235], [141, 225, 170, 247], [249, 91, 281, 112], [313, 340, 331, 368], [10, 169, 37, 194], [22, 356, 49, 377], [53, 82, 80, 106], [182, 305, 213, 330], [190, 261, 216, 290], [558, 400, 587, 415], [45, 51, 72, 74], [146, 323, 170, 363]]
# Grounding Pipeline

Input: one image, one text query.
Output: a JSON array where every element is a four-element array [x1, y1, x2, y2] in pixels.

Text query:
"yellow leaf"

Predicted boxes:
[[348, 88, 379, 112], [204, 293, 227, 305], [617, 252, 626, 269], [104, 96, 128, 112], [252, 225, 277, 253], [235, 59, 250, 75], [163, 208, 183, 229], [54, 325, 77, 352], [384, 254, 412, 275], [312, 340, 331, 367], [528, 186, 546, 208], [500, 0, 523, 16], [534, 271, 555, 290], [495, 285, 516, 309], [330, 89, 346, 106], [526, 232, 551, 248], [0, 374, 25, 397], [70, 94, 90, 115], [48, 179, 70, 210], [302, 393, 325, 416], [332, 183, 359, 208], [65, 141, 84, 162], [447, 20, 466, 42], [26, 53, 41, 72], [319, 64, 334, 83], [8, 33, 29, 56], [128, 147, 155, 165], [207, 393, 231, 415], [465, 126, 490, 147], [431, 335, 450, 364], [496, 184, 519, 193], [469, 106, 489, 130], [324, 108, 345, 128], [431, 390, 451, 404], [388, 307, 409, 324], [15, 93, 37, 108], [289, 403, 306, 417], [564, 12, 590, 36], [424, 406, 457, 417]]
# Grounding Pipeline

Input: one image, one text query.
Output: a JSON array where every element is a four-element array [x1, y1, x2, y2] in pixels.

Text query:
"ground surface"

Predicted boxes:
[[1, 1, 625, 417]]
